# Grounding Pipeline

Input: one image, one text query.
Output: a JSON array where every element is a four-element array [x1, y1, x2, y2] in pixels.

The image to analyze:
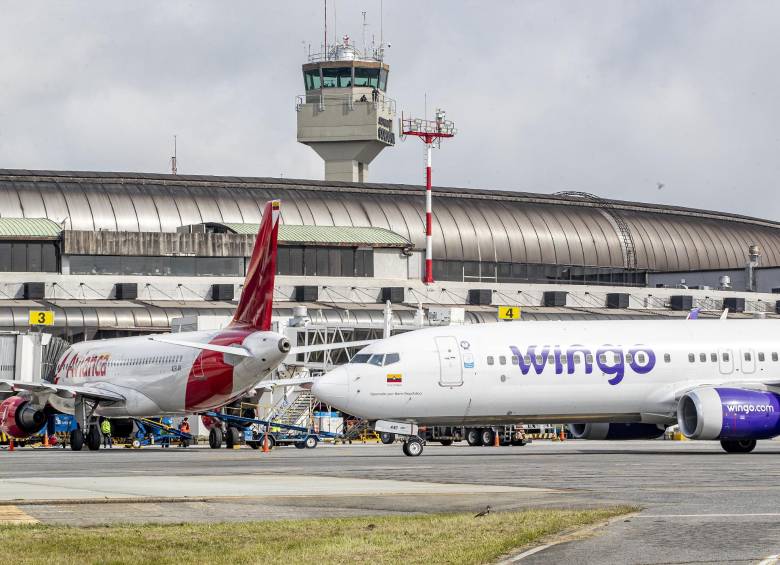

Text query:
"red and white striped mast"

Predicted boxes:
[[400, 109, 456, 284]]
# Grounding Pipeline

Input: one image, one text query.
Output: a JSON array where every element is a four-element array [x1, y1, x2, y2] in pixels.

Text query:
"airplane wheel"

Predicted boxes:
[[305, 435, 318, 449], [70, 429, 84, 451], [479, 428, 494, 446], [466, 428, 482, 446], [86, 426, 102, 451], [209, 427, 223, 449], [294, 440, 307, 449], [721, 439, 756, 453], [380, 432, 396, 445], [439, 439, 453, 446], [402, 437, 424, 457]]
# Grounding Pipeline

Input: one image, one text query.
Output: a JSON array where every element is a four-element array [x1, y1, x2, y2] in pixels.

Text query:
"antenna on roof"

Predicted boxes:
[[323, 0, 327, 59], [170, 135, 178, 175], [380, 0, 383, 48], [362, 11, 367, 54]]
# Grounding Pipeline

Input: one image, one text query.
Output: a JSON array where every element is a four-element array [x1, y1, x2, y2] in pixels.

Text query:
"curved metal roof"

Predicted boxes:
[[2, 169, 779, 271]]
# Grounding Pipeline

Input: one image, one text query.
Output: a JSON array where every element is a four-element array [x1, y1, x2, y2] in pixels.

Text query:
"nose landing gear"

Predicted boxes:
[[402, 436, 424, 457]]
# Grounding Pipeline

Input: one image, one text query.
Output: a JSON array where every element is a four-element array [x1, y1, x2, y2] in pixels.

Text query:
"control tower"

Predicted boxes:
[[296, 36, 395, 183]]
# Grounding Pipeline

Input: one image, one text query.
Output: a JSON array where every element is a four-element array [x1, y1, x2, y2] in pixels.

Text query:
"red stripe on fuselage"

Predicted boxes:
[[184, 328, 254, 412]]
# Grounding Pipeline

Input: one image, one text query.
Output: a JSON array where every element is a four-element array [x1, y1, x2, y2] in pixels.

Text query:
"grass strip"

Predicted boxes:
[[0, 506, 635, 565]]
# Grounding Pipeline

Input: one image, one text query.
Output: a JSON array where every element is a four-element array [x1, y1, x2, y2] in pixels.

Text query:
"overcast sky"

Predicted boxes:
[[1, 2, 779, 219]]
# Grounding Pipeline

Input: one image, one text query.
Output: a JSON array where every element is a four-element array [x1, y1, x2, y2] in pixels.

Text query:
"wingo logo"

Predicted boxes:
[[508, 344, 656, 386]]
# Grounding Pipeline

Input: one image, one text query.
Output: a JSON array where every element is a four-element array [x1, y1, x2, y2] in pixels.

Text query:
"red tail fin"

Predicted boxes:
[[230, 200, 280, 330]]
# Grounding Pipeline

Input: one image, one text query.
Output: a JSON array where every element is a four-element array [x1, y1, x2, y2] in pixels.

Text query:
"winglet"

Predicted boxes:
[[230, 200, 280, 330]]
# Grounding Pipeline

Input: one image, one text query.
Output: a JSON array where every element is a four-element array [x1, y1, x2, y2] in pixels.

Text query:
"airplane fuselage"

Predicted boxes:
[[315, 319, 780, 426], [51, 327, 286, 417]]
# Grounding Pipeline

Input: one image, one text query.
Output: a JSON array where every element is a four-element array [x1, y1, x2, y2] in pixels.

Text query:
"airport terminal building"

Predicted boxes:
[[1, 169, 780, 341]]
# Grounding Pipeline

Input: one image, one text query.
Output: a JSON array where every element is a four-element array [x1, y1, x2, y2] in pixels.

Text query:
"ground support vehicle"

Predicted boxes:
[[130, 418, 193, 448], [201, 410, 338, 450]]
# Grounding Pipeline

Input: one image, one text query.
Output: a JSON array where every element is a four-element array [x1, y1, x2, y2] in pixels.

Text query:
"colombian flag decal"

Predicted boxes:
[[386, 374, 403, 384]]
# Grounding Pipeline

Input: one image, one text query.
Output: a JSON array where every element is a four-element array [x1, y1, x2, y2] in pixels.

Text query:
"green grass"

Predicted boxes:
[[1, 507, 635, 565]]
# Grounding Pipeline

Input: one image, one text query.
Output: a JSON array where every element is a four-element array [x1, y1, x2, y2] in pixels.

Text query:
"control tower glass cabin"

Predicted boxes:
[[296, 38, 396, 183]]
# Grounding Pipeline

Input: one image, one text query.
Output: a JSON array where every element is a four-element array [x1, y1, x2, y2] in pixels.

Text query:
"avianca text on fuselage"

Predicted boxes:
[[508, 344, 656, 385]]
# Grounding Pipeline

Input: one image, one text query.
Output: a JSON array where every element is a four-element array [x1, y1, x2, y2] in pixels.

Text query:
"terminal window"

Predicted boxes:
[[0, 242, 58, 272]]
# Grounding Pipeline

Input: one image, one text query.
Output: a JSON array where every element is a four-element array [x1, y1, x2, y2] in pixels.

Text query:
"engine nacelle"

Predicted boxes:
[[0, 396, 46, 439], [568, 422, 665, 440], [678, 387, 780, 440]]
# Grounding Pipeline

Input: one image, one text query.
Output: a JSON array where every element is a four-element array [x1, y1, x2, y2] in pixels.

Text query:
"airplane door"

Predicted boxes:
[[740, 349, 756, 374], [718, 348, 734, 375], [436, 336, 463, 387]]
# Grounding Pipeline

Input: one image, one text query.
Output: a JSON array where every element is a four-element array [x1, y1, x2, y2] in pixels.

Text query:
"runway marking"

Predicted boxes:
[[501, 542, 555, 562], [0, 505, 38, 524], [637, 513, 780, 518]]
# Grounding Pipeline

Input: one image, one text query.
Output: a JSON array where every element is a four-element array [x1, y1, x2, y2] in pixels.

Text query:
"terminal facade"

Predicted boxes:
[[1, 169, 780, 341]]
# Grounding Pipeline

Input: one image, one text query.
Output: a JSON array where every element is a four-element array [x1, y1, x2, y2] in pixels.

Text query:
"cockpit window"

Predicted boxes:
[[384, 353, 400, 365], [350, 354, 371, 364], [369, 354, 385, 366]]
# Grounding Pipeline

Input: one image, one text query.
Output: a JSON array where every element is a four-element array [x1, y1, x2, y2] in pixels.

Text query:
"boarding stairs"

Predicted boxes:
[[270, 390, 315, 429]]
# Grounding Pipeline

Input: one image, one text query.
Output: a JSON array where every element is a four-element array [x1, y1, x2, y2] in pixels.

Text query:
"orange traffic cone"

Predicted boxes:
[[559, 428, 566, 441], [494, 430, 500, 447], [262, 431, 269, 453], [43, 434, 50, 448], [8, 438, 14, 452]]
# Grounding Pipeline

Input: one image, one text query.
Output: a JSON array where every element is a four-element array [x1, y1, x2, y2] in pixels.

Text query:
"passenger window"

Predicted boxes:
[[699, 353, 706, 362], [547, 356, 554, 365], [536, 355, 543, 364], [499, 356, 506, 365], [599, 354, 607, 364], [723, 352, 730, 362], [688, 353, 695, 363], [560, 356, 567, 365], [586, 354, 593, 364], [710, 353, 717, 362], [384, 353, 400, 366], [759, 352, 765, 362], [774, 353, 779, 362], [369, 354, 384, 366], [637, 353, 646, 364], [745, 352, 752, 362], [523, 355, 531, 364], [487, 356, 494, 366], [625, 353, 633, 364], [511, 356, 518, 365], [573, 355, 581, 364], [663, 353, 671, 363]]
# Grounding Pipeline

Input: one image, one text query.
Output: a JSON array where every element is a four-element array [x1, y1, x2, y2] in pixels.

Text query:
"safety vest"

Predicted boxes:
[[180, 422, 190, 433], [101, 420, 111, 434]]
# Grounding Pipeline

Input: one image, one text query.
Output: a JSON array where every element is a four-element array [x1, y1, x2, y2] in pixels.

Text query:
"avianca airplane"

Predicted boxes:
[[313, 319, 780, 456], [0, 200, 324, 451]]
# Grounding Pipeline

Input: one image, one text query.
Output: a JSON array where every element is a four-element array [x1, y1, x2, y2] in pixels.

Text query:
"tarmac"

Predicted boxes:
[[2, 439, 780, 564]]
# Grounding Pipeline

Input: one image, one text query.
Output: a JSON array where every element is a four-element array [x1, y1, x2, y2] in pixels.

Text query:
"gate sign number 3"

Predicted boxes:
[[498, 306, 520, 320], [29, 311, 54, 326]]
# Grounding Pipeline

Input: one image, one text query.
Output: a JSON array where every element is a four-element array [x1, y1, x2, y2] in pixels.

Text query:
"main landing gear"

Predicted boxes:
[[720, 439, 757, 453], [70, 396, 103, 451], [401, 436, 425, 457]]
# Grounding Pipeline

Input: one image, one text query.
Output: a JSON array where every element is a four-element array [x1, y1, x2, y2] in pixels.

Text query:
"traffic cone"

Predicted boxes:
[[559, 428, 566, 441], [43, 434, 50, 448], [8, 438, 14, 452], [262, 431, 269, 453], [494, 430, 500, 447]]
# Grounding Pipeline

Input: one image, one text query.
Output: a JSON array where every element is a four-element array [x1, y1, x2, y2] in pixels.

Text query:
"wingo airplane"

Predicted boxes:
[[313, 319, 780, 456], [0, 200, 305, 451]]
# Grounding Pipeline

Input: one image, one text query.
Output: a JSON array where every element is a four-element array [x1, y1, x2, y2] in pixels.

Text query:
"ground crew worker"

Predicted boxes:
[[100, 418, 112, 448], [178, 417, 191, 448]]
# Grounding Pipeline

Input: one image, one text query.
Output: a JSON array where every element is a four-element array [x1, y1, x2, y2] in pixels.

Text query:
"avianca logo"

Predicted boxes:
[[725, 403, 775, 414], [508, 344, 656, 386]]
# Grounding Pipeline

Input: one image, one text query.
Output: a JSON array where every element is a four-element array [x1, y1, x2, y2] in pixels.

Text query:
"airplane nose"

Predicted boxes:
[[312, 366, 350, 411]]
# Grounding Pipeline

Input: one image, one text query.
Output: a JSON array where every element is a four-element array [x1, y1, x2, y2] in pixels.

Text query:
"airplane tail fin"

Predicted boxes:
[[229, 200, 280, 331]]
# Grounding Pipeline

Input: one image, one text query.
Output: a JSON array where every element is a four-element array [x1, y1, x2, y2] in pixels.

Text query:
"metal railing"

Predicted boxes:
[[296, 93, 395, 114]]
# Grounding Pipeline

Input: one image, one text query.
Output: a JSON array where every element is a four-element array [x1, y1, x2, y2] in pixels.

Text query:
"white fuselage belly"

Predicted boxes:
[[325, 320, 780, 426]]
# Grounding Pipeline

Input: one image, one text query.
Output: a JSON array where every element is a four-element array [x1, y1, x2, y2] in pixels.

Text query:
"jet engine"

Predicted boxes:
[[677, 387, 780, 440], [568, 422, 666, 440], [0, 396, 46, 439]]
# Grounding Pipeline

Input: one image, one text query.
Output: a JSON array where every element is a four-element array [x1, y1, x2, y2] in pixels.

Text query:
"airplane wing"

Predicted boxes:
[[0, 379, 125, 403], [254, 376, 315, 390], [288, 340, 374, 356], [148, 336, 251, 357]]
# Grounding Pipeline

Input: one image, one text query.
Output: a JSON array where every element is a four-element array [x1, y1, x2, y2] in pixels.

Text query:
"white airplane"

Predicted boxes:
[[0, 200, 366, 451], [313, 319, 780, 456]]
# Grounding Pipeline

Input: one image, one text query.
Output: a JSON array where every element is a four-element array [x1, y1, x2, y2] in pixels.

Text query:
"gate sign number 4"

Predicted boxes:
[[498, 306, 520, 320], [29, 311, 54, 326]]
